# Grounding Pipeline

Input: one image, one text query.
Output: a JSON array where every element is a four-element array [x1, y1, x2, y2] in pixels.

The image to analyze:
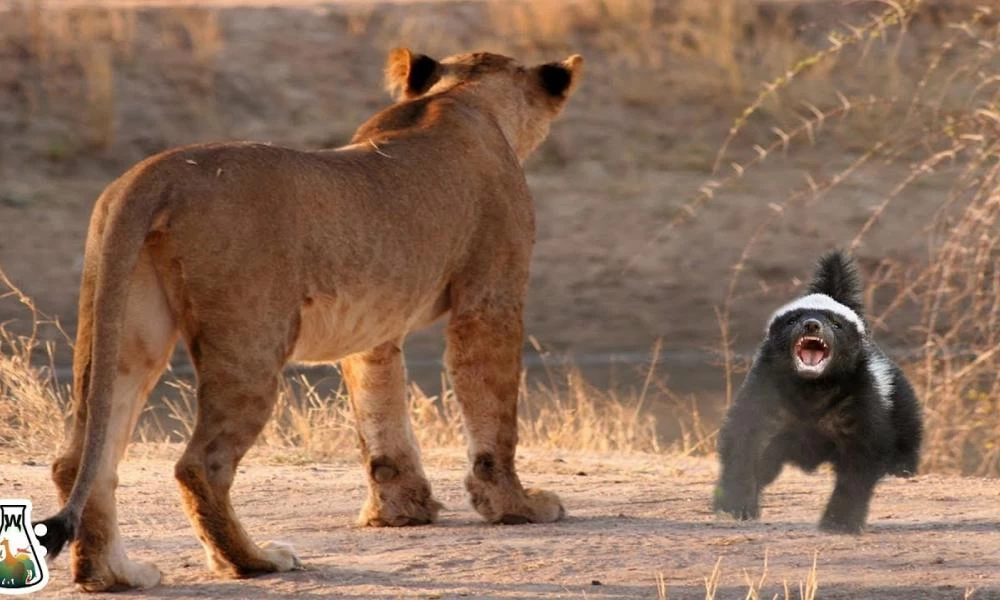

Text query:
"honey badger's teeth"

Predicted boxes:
[[795, 336, 830, 368]]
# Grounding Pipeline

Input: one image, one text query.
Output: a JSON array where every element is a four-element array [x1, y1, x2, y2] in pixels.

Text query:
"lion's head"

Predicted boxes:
[[384, 48, 583, 161]]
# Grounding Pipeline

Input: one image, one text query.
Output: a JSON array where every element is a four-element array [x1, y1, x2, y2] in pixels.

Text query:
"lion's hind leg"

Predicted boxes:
[[445, 305, 565, 524], [174, 329, 302, 578], [342, 341, 442, 527], [51, 251, 176, 592]]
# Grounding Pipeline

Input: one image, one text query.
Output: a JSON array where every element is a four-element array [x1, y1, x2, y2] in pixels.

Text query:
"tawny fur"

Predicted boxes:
[[37, 49, 583, 592]]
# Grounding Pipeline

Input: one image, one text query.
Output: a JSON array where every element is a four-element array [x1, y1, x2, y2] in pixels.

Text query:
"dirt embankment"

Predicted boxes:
[[6, 449, 1000, 599], [0, 1, 987, 376]]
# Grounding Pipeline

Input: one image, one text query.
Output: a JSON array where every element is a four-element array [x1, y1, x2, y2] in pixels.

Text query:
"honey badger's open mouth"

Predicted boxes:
[[794, 336, 830, 375]]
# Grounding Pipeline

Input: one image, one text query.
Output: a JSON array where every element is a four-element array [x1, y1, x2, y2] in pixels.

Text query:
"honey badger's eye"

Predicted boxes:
[[832, 319, 843, 329], [787, 316, 797, 326]]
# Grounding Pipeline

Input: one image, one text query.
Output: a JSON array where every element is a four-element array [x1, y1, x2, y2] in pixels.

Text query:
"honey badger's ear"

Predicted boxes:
[[534, 54, 584, 98], [808, 249, 865, 317], [385, 48, 441, 100]]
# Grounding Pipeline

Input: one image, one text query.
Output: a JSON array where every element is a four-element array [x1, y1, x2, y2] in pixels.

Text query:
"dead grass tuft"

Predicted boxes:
[[0, 267, 663, 462], [0, 272, 70, 455], [655, 551, 820, 599]]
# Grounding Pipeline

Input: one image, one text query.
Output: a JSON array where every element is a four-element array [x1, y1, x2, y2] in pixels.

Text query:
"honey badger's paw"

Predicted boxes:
[[818, 515, 864, 535], [712, 485, 760, 521], [889, 458, 919, 478]]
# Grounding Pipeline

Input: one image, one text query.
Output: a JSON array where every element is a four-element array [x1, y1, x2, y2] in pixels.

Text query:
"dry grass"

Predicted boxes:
[[0, 272, 71, 454], [0, 269, 663, 462], [137, 361, 664, 462], [654, 551, 820, 599]]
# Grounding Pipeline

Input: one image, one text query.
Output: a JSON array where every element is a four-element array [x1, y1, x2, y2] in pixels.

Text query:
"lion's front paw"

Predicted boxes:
[[259, 541, 304, 571], [713, 484, 760, 521], [359, 478, 443, 527], [75, 559, 162, 593], [496, 488, 566, 524], [208, 541, 303, 578], [468, 476, 566, 524], [517, 488, 566, 523]]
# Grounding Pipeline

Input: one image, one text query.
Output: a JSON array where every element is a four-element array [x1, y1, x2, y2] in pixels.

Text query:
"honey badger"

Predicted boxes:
[[713, 250, 922, 534]]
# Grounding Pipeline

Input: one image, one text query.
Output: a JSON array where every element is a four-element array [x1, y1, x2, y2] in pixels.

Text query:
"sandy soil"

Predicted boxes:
[[5, 449, 1000, 599]]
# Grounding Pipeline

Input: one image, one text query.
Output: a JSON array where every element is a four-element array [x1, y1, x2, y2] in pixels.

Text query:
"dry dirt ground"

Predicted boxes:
[[5, 449, 1000, 599]]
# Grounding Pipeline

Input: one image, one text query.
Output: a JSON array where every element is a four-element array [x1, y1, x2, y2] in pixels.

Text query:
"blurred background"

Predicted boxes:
[[1, 0, 997, 473]]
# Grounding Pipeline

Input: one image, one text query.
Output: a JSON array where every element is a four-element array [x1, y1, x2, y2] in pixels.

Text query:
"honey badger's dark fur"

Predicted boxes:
[[713, 250, 922, 534]]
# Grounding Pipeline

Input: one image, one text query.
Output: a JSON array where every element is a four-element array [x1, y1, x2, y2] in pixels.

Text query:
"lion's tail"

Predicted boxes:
[[35, 171, 170, 560]]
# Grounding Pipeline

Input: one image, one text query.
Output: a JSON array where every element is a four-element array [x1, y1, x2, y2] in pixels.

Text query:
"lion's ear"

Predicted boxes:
[[534, 54, 583, 98], [385, 48, 441, 100]]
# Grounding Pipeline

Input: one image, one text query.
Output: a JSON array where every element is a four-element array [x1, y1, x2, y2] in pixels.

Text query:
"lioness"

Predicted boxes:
[[36, 48, 583, 591]]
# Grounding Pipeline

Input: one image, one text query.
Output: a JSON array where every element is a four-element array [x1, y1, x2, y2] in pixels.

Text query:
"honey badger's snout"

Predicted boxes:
[[803, 318, 821, 334], [792, 318, 832, 376]]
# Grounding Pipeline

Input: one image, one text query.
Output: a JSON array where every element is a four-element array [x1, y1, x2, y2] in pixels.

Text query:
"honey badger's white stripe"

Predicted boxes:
[[767, 293, 866, 334], [868, 353, 895, 408]]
